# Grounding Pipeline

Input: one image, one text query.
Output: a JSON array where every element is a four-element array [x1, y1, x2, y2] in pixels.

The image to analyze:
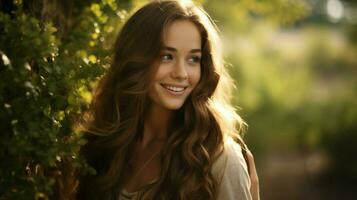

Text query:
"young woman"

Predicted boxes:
[[76, 0, 259, 199]]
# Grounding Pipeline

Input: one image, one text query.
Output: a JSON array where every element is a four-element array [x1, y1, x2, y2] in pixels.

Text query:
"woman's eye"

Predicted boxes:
[[161, 54, 173, 61], [188, 56, 201, 64]]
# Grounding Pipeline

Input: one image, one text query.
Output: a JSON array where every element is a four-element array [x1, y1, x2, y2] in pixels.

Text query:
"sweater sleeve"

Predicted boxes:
[[212, 138, 252, 200]]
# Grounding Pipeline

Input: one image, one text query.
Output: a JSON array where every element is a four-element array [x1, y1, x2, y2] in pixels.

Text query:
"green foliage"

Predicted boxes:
[[0, 0, 131, 199], [203, 0, 309, 32], [230, 25, 357, 153]]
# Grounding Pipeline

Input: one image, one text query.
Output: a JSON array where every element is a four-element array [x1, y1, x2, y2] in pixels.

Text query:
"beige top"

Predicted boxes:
[[119, 137, 252, 200]]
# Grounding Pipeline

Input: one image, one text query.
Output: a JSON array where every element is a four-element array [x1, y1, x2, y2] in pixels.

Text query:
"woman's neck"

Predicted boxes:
[[141, 104, 173, 149]]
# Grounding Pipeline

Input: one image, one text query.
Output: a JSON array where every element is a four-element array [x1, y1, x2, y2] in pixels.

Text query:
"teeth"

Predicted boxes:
[[163, 85, 185, 92]]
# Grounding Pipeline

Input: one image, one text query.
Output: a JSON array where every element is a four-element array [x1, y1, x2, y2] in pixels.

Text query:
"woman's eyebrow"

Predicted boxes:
[[164, 46, 202, 53]]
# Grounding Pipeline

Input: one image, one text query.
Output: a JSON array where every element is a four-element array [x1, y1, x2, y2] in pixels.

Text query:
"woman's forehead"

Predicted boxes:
[[162, 20, 202, 52]]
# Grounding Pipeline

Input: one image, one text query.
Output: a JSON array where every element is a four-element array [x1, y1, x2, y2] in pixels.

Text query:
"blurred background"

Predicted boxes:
[[203, 0, 357, 199], [208, 0, 357, 199], [0, 0, 356, 199], [202, 0, 357, 199]]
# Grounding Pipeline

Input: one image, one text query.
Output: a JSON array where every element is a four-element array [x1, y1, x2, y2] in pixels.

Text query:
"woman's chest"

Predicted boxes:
[[123, 148, 161, 193]]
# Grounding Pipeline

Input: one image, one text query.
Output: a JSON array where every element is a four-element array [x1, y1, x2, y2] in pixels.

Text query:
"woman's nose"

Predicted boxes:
[[172, 59, 188, 80]]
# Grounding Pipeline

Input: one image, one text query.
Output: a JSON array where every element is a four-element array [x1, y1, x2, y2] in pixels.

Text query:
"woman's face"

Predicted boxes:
[[148, 20, 202, 110]]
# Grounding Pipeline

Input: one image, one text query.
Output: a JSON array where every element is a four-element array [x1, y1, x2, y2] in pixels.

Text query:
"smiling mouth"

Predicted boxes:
[[160, 84, 188, 94]]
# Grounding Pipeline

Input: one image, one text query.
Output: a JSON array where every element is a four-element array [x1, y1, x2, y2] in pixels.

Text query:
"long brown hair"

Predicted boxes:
[[76, 1, 246, 199]]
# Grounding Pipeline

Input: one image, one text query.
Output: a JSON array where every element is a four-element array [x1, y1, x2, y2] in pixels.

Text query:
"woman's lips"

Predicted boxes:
[[160, 84, 188, 95]]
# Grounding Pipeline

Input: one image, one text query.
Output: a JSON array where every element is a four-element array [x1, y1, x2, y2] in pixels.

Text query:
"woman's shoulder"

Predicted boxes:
[[212, 136, 248, 175], [212, 136, 252, 200]]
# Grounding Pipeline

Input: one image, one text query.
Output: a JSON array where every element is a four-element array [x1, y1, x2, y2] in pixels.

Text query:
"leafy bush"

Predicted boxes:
[[0, 0, 130, 199]]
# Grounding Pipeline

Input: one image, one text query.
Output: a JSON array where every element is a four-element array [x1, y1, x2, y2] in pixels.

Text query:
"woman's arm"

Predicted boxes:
[[246, 149, 260, 200]]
